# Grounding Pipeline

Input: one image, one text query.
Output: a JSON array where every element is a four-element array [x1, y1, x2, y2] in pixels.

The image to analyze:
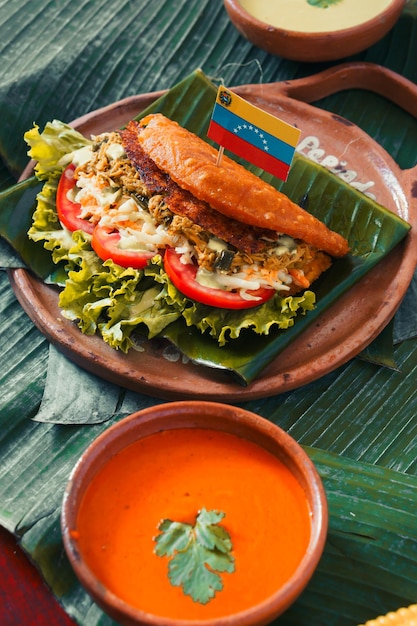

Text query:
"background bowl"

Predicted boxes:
[[223, 0, 406, 62], [61, 401, 328, 626]]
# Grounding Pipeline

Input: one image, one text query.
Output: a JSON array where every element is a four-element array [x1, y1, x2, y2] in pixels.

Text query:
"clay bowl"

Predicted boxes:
[[61, 401, 328, 626], [223, 0, 406, 62]]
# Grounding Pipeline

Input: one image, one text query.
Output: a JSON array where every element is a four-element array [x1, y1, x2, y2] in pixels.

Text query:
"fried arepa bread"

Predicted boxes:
[[135, 113, 349, 258]]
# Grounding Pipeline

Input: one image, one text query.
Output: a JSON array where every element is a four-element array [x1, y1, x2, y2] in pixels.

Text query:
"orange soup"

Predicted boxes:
[[76, 427, 311, 620]]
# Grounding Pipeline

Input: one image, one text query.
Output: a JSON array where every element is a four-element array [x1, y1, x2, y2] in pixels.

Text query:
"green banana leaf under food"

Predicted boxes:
[[0, 70, 411, 385]]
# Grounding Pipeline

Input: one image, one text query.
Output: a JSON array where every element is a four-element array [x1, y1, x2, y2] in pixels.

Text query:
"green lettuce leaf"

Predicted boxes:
[[146, 257, 316, 346], [25, 120, 92, 180], [59, 254, 180, 352], [182, 293, 316, 346]]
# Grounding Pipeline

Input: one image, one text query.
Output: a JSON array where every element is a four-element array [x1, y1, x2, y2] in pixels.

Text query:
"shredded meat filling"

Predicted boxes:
[[75, 129, 331, 291], [120, 122, 283, 256]]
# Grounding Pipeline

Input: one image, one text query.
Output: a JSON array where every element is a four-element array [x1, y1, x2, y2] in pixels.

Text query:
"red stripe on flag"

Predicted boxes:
[[208, 120, 290, 181]]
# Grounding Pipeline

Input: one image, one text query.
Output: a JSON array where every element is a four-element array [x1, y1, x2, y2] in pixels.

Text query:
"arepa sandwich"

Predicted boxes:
[[26, 114, 349, 350]]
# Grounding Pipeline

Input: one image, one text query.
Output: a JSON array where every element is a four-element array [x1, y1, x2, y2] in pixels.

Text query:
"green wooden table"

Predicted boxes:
[[1, 1, 417, 625]]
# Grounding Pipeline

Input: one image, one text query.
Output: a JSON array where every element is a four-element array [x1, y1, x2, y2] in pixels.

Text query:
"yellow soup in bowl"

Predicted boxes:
[[224, 0, 405, 61], [238, 0, 394, 33]]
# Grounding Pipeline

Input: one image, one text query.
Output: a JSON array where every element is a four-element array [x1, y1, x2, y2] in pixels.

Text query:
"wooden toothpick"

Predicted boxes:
[[215, 145, 224, 167]]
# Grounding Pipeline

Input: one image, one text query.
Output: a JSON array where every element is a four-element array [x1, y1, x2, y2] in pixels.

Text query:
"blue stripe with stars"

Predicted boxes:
[[210, 103, 296, 166]]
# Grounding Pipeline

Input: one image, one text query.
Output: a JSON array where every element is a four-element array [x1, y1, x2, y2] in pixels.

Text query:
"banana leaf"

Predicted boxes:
[[1, 2, 417, 625], [0, 176, 51, 274], [357, 321, 399, 370]]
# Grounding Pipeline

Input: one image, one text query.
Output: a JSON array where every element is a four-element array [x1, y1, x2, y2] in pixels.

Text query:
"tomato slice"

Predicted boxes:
[[164, 248, 274, 309], [56, 164, 95, 234], [91, 223, 156, 269]]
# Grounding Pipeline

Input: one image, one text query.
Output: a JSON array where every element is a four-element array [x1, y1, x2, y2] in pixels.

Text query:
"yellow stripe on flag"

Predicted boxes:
[[216, 87, 300, 147]]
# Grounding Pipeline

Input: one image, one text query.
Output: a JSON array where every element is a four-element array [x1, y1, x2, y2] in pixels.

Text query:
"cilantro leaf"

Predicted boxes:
[[154, 508, 235, 604], [168, 541, 224, 603], [307, 0, 342, 7], [154, 520, 193, 556]]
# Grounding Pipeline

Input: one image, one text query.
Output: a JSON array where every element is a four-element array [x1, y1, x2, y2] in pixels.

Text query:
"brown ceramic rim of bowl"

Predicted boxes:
[[224, 0, 405, 38], [61, 401, 328, 626], [224, 0, 406, 61]]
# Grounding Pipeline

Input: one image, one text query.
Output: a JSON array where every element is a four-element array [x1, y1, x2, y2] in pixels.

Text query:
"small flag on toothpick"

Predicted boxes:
[[207, 86, 301, 182]]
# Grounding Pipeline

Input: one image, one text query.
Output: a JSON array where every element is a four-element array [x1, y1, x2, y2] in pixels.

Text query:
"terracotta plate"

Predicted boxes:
[[9, 63, 417, 401]]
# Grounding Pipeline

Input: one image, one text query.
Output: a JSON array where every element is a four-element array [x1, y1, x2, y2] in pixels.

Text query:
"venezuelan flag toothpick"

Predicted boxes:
[[207, 86, 301, 182]]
